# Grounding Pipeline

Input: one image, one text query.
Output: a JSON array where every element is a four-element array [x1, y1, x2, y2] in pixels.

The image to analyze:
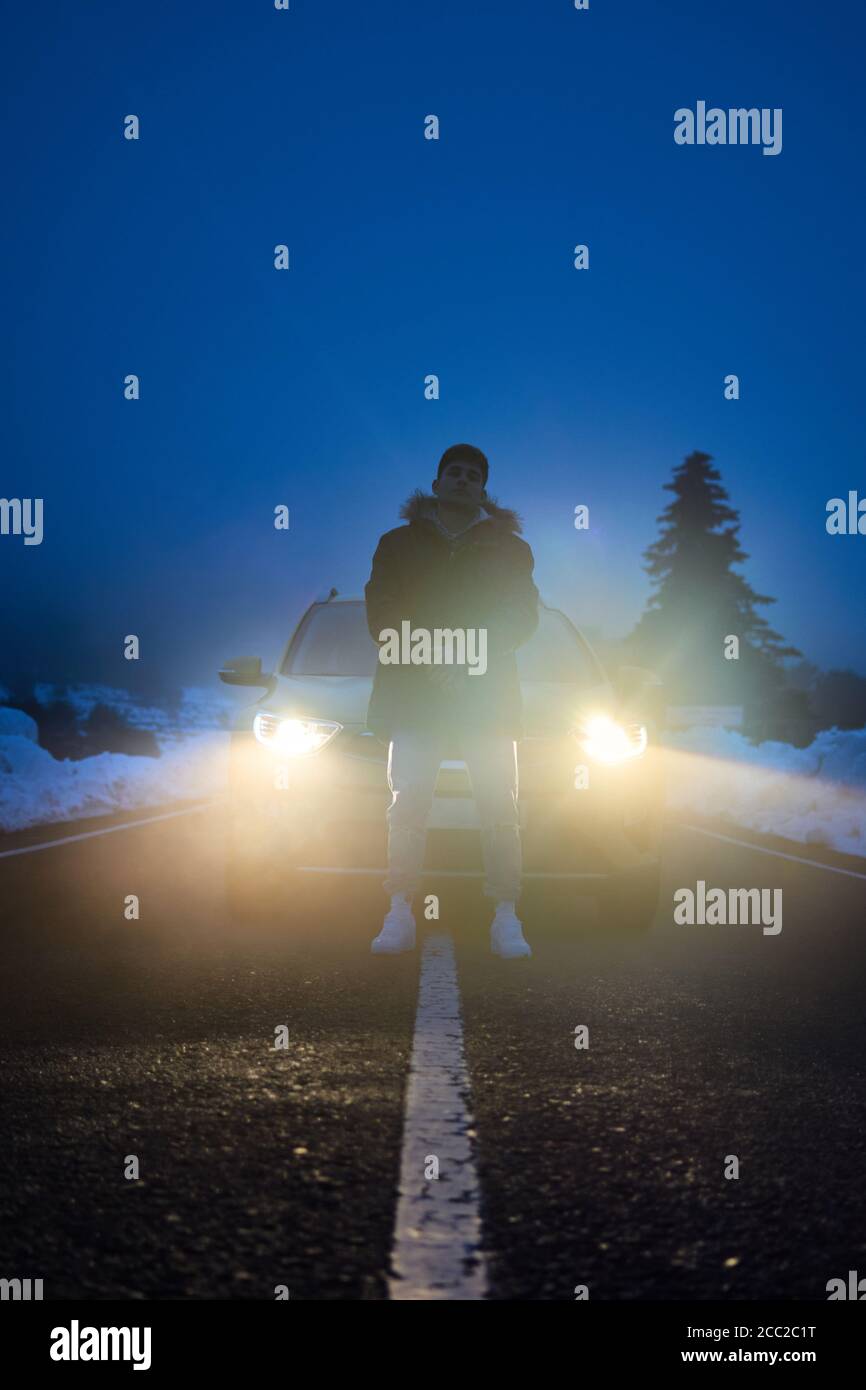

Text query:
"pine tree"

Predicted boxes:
[[629, 452, 798, 706]]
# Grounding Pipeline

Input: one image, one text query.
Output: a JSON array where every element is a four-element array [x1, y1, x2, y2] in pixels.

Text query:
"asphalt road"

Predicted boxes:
[[1, 802, 865, 1301]]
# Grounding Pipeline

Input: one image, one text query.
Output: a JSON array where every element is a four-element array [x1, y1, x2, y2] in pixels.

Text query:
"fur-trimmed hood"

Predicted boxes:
[[399, 490, 523, 534]]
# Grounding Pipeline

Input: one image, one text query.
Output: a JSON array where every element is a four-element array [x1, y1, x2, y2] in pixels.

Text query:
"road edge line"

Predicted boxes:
[[679, 823, 866, 882], [0, 802, 219, 859]]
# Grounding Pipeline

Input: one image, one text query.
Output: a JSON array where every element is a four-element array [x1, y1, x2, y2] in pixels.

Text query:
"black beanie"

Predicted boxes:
[[437, 443, 489, 487]]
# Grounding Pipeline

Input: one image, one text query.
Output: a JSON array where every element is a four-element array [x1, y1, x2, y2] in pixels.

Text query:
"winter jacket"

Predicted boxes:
[[364, 491, 539, 740]]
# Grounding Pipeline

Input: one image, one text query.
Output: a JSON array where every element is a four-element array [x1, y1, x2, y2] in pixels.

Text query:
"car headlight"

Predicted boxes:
[[575, 714, 647, 765], [253, 713, 342, 756]]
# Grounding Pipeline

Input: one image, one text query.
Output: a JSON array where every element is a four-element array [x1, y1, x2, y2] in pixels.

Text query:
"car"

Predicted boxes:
[[219, 591, 664, 930]]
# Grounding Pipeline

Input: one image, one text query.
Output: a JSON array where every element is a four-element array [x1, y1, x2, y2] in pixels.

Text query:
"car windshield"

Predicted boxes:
[[283, 601, 604, 684]]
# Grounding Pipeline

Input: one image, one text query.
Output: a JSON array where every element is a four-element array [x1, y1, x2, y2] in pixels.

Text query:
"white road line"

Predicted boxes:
[[388, 931, 488, 1301], [0, 803, 217, 859], [679, 824, 866, 883]]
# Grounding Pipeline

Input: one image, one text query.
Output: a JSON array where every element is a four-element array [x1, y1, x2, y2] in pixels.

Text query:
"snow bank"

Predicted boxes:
[[3, 692, 865, 856], [0, 683, 244, 831], [0, 707, 40, 743], [0, 724, 228, 832], [30, 682, 235, 743], [664, 726, 866, 858]]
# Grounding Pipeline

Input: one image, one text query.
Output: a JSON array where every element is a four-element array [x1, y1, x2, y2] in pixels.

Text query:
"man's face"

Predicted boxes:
[[433, 460, 486, 509]]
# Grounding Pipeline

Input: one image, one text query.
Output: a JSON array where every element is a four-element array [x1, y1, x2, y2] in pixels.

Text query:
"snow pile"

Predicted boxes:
[[31, 682, 236, 744], [664, 726, 866, 858], [33, 682, 172, 734], [0, 705, 228, 832], [3, 693, 865, 856], [0, 708, 40, 743]]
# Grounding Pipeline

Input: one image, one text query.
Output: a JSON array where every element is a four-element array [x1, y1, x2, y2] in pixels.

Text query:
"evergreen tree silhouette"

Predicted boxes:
[[629, 452, 798, 706]]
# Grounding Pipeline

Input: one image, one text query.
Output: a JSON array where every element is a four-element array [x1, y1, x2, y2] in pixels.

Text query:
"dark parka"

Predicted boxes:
[[364, 491, 539, 741]]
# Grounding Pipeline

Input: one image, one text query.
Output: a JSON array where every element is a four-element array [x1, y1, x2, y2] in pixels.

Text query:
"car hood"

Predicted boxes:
[[239, 673, 616, 737]]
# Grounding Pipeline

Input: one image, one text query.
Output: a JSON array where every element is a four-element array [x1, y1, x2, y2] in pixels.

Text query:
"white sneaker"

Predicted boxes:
[[371, 897, 416, 954], [491, 903, 532, 958]]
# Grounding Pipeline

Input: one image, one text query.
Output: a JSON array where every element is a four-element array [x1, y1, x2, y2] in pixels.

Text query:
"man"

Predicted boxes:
[[364, 443, 539, 958]]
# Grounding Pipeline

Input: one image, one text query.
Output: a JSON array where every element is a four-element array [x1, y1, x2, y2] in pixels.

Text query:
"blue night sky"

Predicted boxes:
[[2, 0, 864, 696]]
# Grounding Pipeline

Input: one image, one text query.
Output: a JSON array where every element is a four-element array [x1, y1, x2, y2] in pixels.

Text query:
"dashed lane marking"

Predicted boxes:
[[388, 931, 488, 1301]]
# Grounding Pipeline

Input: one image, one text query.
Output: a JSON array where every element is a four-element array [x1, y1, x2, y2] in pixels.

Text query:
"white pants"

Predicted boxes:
[[384, 731, 521, 901]]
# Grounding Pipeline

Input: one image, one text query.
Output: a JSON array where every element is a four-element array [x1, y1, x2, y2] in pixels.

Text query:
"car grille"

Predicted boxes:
[[434, 761, 474, 797]]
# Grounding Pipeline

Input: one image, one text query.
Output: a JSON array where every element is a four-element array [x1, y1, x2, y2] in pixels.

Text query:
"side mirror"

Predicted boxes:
[[616, 665, 663, 724], [219, 656, 273, 688]]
